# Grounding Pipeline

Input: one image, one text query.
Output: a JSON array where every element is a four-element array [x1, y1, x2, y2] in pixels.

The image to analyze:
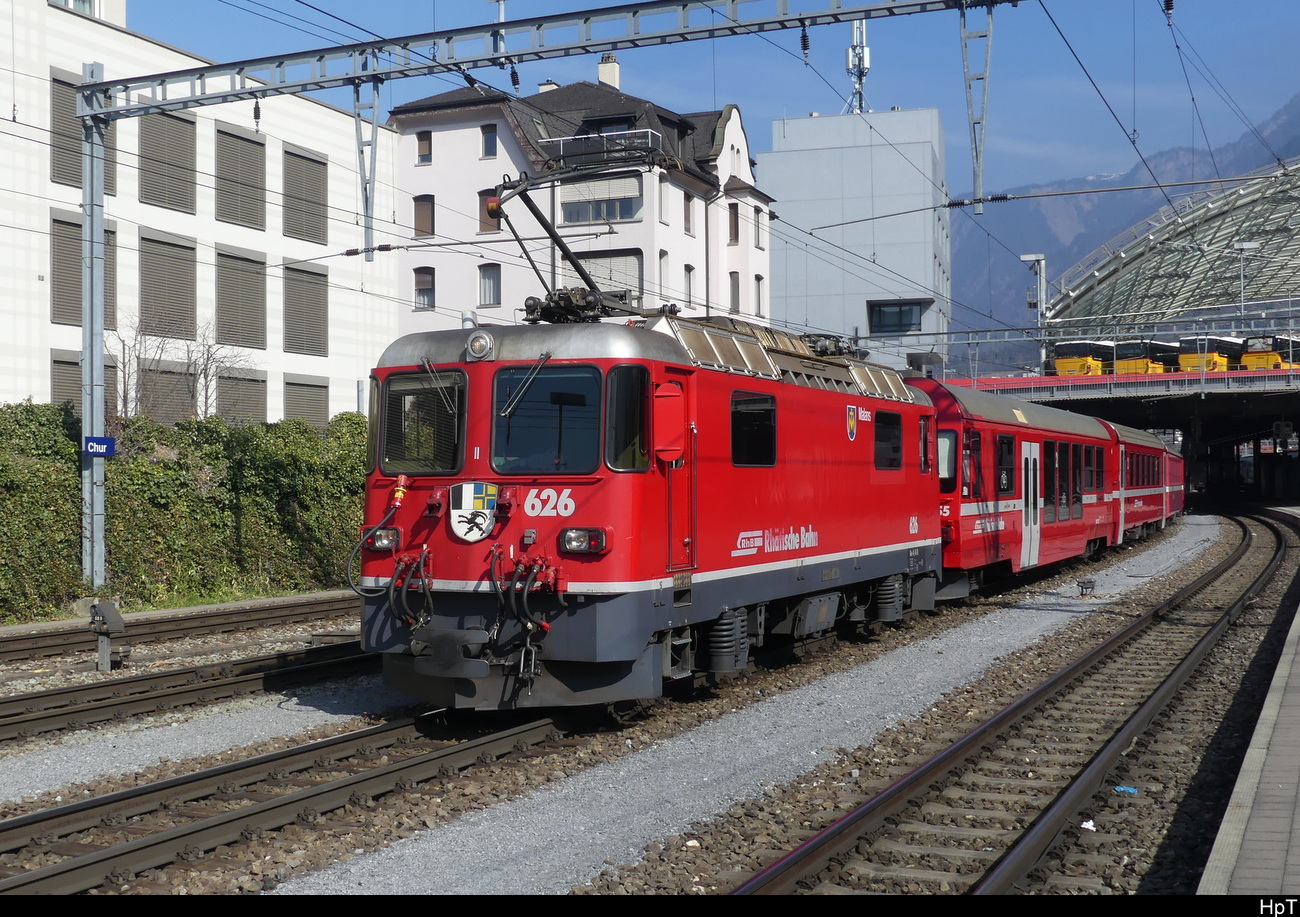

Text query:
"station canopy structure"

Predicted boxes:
[[1046, 158, 1300, 337]]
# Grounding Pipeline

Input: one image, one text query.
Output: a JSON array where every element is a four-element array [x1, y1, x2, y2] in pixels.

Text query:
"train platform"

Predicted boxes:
[[1199, 507, 1300, 894]]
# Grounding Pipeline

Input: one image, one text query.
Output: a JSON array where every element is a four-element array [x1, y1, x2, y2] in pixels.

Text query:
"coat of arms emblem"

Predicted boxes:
[[449, 482, 498, 543]]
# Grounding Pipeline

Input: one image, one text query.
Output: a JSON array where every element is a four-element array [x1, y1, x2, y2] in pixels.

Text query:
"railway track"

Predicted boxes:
[[0, 714, 560, 894], [0, 641, 376, 741], [0, 593, 356, 663], [732, 514, 1284, 895]]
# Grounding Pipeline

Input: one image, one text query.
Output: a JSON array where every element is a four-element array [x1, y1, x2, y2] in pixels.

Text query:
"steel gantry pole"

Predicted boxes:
[[79, 62, 108, 589], [960, 2, 994, 215]]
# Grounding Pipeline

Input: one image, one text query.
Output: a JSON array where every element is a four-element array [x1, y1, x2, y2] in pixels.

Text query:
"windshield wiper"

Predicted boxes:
[[499, 351, 552, 418], [420, 357, 458, 418]]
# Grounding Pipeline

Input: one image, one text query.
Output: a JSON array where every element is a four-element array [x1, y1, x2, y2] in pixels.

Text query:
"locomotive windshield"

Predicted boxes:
[[379, 371, 466, 475], [493, 366, 601, 474]]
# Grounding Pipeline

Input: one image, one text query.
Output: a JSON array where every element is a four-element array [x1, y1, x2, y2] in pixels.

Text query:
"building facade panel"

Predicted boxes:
[[1, 0, 399, 418], [757, 109, 951, 371]]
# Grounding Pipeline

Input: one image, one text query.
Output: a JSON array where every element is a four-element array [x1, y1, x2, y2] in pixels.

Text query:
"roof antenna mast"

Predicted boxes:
[[845, 17, 870, 115]]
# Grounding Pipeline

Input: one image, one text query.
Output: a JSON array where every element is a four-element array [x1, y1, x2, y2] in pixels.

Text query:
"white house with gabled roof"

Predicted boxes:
[[388, 54, 773, 333]]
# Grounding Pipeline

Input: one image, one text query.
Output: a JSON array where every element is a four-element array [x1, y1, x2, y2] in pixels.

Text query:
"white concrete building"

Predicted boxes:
[[2, 0, 401, 423], [757, 108, 951, 372], [388, 55, 773, 333]]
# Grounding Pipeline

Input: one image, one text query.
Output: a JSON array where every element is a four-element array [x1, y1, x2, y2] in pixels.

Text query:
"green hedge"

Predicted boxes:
[[0, 401, 366, 623]]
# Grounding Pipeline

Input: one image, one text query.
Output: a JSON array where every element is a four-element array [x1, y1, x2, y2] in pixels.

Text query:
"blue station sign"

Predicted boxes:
[[83, 436, 116, 457]]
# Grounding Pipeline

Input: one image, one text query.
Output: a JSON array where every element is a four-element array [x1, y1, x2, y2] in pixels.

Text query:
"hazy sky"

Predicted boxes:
[[125, 0, 1300, 194]]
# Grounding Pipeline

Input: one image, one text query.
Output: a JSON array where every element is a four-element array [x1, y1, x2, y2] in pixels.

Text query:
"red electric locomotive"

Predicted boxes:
[[357, 315, 943, 710], [905, 378, 1184, 598]]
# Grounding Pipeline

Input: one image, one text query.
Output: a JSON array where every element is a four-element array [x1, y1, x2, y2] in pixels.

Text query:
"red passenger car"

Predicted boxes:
[[906, 379, 1183, 598], [1109, 422, 1185, 537]]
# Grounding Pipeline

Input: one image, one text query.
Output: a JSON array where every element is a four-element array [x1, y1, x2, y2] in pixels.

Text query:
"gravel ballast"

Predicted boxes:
[[0, 677, 413, 803]]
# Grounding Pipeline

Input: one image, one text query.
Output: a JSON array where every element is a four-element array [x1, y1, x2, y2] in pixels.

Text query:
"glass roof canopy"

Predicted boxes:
[[1048, 158, 1300, 333]]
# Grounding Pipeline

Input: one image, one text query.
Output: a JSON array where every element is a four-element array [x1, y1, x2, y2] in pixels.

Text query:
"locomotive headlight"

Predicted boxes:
[[367, 527, 401, 551], [561, 528, 608, 554], [466, 330, 494, 361]]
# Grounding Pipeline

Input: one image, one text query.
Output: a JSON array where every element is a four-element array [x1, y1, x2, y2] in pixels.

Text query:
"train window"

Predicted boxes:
[[919, 416, 932, 474], [1097, 448, 1106, 491], [963, 431, 984, 497], [937, 430, 958, 493], [997, 434, 1015, 495], [875, 411, 903, 470], [1084, 446, 1095, 491], [731, 391, 777, 466], [606, 366, 650, 471], [493, 366, 601, 474], [1043, 440, 1056, 523], [1072, 443, 1083, 518], [380, 370, 466, 475], [1058, 442, 1069, 520]]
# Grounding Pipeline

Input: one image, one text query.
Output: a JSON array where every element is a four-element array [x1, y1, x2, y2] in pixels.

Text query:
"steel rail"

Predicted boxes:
[[0, 716, 431, 854], [732, 515, 1269, 895], [0, 718, 557, 894], [0, 593, 355, 662], [0, 642, 375, 741]]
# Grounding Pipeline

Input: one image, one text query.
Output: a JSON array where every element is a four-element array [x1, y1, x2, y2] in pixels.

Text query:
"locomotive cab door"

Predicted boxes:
[[654, 378, 696, 571], [1020, 441, 1041, 568]]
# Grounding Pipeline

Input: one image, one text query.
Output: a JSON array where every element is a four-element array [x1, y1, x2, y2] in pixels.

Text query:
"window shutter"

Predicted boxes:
[[283, 150, 327, 243], [561, 175, 640, 201], [216, 253, 266, 348], [139, 368, 195, 424], [140, 237, 196, 339], [217, 376, 267, 423], [284, 381, 328, 427], [216, 130, 266, 228], [284, 267, 328, 356], [51, 79, 116, 193], [51, 356, 119, 417], [139, 113, 196, 212]]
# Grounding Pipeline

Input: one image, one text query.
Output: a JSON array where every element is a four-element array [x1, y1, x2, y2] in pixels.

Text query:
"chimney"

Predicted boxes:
[[598, 52, 620, 90], [537, 79, 559, 93]]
